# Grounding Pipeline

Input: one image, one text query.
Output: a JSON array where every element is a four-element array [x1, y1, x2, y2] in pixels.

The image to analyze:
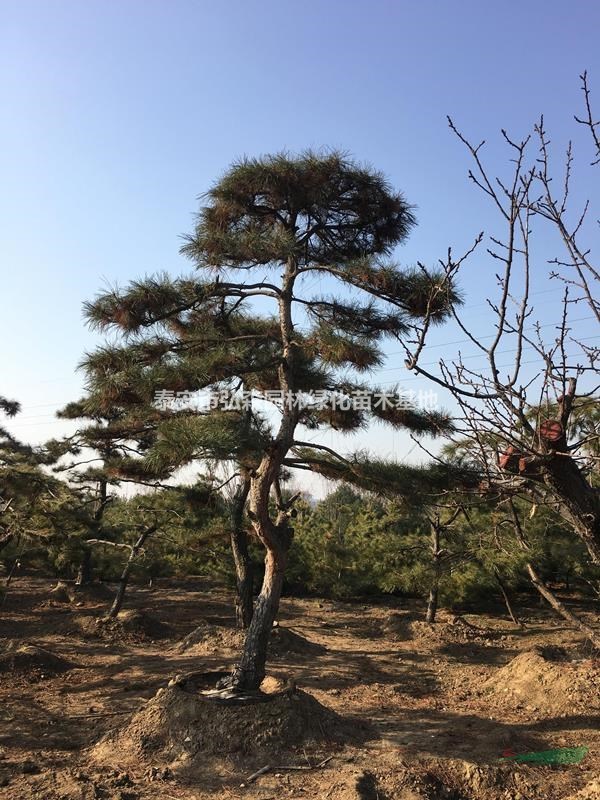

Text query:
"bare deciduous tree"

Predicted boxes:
[[404, 74, 600, 568]]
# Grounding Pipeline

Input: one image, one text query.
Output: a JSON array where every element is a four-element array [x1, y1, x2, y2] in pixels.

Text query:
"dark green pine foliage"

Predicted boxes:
[[83, 151, 459, 693], [45, 395, 187, 583], [0, 397, 74, 557], [44, 399, 135, 583], [45, 398, 219, 611]]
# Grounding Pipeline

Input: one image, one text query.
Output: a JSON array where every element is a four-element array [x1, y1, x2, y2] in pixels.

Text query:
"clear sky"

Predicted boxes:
[[2, 0, 599, 494]]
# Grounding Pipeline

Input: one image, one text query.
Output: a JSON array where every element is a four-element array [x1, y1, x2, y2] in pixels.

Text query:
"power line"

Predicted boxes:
[[11, 331, 598, 423], [16, 312, 596, 415], [383, 315, 597, 358], [377, 334, 600, 374]]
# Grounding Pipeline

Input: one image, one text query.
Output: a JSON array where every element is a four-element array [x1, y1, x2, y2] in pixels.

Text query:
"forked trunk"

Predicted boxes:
[[229, 545, 287, 691], [226, 259, 297, 691]]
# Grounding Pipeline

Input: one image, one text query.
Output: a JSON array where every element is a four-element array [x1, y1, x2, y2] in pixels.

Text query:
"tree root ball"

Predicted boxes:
[[105, 609, 171, 639], [49, 580, 115, 603], [92, 671, 358, 770]]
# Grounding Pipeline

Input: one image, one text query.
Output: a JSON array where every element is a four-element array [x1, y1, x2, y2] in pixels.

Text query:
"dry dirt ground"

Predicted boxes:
[[0, 576, 599, 799]]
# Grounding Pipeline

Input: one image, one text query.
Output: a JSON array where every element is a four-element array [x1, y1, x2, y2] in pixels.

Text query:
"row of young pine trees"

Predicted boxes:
[[1, 150, 599, 695]]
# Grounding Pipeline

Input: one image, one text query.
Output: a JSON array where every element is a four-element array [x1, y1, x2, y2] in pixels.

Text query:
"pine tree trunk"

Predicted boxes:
[[526, 562, 599, 646], [106, 526, 156, 620], [226, 257, 297, 693], [230, 477, 253, 629], [426, 585, 438, 623], [77, 479, 109, 586], [231, 529, 254, 629], [107, 564, 130, 619], [229, 545, 287, 692], [76, 547, 92, 586], [426, 521, 441, 623]]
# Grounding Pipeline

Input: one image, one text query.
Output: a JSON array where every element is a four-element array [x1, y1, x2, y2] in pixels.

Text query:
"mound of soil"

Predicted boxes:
[[112, 609, 171, 638], [360, 758, 548, 800], [71, 610, 171, 643], [93, 675, 357, 771], [47, 580, 115, 606], [0, 641, 75, 677], [565, 779, 600, 799], [174, 621, 243, 654], [175, 622, 324, 658], [381, 610, 415, 638], [383, 611, 496, 647], [48, 581, 73, 603], [269, 624, 327, 658], [412, 618, 497, 647], [72, 581, 115, 602], [484, 646, 600, 715]]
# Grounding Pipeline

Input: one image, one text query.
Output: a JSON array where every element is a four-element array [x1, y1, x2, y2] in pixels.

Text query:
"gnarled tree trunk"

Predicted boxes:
[[227, 258, 298, 693], [229, 542, 289, 691]]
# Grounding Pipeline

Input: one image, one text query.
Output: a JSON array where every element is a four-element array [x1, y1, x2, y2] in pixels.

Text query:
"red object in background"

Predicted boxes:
[[499, 446, 514, 469], [539, 419, 564, 443], [499, 446, 520, 472], [518, 456, 529, 474]]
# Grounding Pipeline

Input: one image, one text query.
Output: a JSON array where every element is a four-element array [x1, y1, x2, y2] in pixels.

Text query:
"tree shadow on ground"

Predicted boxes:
[[437, 641, 517, 665], [366, 703, 600, 763]]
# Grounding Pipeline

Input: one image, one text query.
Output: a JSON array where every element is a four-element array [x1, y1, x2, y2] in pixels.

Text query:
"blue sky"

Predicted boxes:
[[2, 0, 599, 493]]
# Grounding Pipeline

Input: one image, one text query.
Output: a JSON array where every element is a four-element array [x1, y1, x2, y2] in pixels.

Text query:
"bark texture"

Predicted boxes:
[[230, 477, 253, 629], [229, 545, 288, 690], [426, 522, 441, 624]]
